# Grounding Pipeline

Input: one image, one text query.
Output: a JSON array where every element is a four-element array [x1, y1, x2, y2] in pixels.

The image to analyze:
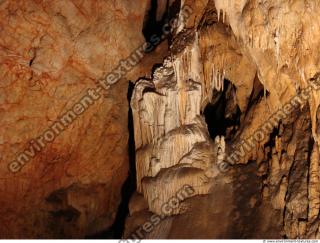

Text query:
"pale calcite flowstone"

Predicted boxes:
[[131, 29, 229, 216]]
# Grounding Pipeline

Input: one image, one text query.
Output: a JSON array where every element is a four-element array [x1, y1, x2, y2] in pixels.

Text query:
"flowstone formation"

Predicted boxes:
[[125, 0, 320, 239], [131, 31, 226, 216]]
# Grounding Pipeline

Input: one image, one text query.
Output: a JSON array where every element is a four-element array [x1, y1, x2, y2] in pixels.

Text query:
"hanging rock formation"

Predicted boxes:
[[131, 31, 225, 216], [125, 0, 320, 239]]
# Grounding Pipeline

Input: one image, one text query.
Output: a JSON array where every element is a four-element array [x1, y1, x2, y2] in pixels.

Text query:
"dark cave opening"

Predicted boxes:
[[142, 0, 182, 48], [87, 82, 137, 239], [144, 0, 161, 35], [142, 0, 168, 47], [203, 79, 242, 140]]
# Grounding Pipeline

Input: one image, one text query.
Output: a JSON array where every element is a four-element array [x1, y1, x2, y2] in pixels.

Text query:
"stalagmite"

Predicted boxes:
[[275, 27, 281, 66], [211, 65, 225, 92]]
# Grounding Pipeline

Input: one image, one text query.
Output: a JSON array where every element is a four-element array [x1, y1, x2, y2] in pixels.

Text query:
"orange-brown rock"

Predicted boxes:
[[0, 0, 168, 238]]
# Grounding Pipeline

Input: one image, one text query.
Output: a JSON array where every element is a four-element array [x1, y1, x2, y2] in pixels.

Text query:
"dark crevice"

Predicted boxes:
[[264, 126, 280, 149], [244, 76, 269, 117], [50, 207, 81, 223], [151, 63, 163, 74], [143, 0, 169, 44], [203, 80, 242, 140], [142, 0, 181, 48], [29, 58, 34, 67], [86, 82, 137, 239]]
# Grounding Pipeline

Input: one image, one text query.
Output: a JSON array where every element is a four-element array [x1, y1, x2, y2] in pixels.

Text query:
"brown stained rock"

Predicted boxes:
[[0, 0, 169, 238], [3, 0, 320, 239]]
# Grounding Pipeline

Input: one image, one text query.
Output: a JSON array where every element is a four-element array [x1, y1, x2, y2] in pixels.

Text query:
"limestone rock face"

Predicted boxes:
[[126, 0, 320, 239], [0, 0, 168, 238], [3, 0, 320, 239]]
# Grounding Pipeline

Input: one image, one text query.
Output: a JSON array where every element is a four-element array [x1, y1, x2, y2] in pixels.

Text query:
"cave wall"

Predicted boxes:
[[126, 0, 320, 239], [0, 0, 169, 238], [2, 0, 320, 239]]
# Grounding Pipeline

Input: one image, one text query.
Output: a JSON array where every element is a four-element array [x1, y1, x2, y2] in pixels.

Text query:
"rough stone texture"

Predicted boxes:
[[130, 29, 230, 216], [0, 0, 168, 238], [126, 0, 320, 239], [3, 0, 320, 239]]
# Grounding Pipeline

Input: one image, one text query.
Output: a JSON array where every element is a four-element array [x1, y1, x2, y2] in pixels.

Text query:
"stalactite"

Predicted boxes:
[[275, 27, 281, 67], [210, 64, 225, 93], [176, 0, 185, 34]]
